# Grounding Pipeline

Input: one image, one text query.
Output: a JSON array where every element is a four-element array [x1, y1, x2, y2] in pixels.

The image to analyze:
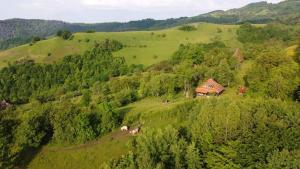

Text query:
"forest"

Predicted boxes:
[[0, 22, 300, 169]]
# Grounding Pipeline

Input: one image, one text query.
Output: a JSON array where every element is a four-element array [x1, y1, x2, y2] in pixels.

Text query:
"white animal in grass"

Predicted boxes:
[[129, 128, 140, 135], [121, 126, 129, 131]]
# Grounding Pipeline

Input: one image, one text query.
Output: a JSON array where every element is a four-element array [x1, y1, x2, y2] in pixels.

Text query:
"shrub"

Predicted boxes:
[[56, 30, 72, 40], [86, 30, 95, 33], [31, 36, 41, 43], [179, 25, 197, 31]]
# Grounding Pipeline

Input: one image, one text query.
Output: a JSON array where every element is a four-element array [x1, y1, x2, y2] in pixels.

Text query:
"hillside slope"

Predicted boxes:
[[1, 0, 299, 50], [199, 0, 300, 24], [0, 23, 241, 67]]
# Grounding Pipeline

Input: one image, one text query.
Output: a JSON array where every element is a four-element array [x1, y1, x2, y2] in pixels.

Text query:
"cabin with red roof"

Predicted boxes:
[[195, 79, 225, 96]]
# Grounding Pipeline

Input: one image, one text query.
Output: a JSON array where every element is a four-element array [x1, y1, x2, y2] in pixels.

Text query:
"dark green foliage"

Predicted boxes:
[[172, 41, 226, 64], [244, 45, 299, 99], [15, 112, 52, 148], [86, 30, 95, 33], [0, 37, 31, 50], [97, 103, 120, 134], [57, 30, 72, 40], [172, 41, 236, 87], [294, 85, 300, 101], [267, 150, 300, 169], [237, 23, 291, 43], [139, 73, 178, 98], [31, 36, 41, 43], [81, 90, 91, 106], [51, 103, 89, 144], [51, 101, 120, 144], [0, 40, 126, 104], [178, 25, 197, 31], [98, 39, 124, 52], [107, 98, 300, 169], [0, 118, 18, 169]]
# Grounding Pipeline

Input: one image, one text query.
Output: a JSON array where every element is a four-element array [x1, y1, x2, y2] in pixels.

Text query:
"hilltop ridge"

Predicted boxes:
[[1, 0, 300, 50]]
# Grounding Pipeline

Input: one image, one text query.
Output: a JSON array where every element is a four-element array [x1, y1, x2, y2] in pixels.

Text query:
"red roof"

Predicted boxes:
[[196, 79, 225, 94]]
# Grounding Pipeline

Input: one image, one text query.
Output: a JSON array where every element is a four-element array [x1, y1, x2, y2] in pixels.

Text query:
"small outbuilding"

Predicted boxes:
[[195, 79, 225, 96]]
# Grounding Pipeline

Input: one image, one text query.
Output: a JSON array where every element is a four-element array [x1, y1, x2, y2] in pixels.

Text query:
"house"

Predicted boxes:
[[195, 79, 225, 96], [233, 48, 244, 63]]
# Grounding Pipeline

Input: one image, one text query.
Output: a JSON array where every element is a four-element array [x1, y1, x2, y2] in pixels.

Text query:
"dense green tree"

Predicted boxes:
[[186, 142, 202, 169], [81, 90, 91, 106], [267, 150, 300, 169], [178, 25, 197, 32], [214, 59, 234, 86], [98, 102, 120, 134], [237, 23, 291, 43], [57, 30, 72, 40], [244, 46, 299, 99], [15, 113, 51, 148], [0, 40, 126, 104], [0, 119, 18, 169]]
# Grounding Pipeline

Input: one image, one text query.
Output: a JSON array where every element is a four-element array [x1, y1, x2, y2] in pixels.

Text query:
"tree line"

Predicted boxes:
[[104, 98, 300, 169]]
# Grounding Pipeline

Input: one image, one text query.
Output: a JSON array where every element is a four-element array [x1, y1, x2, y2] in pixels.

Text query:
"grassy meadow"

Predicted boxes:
[[0, 23, 241, 68], [26, 97, 188, 169]]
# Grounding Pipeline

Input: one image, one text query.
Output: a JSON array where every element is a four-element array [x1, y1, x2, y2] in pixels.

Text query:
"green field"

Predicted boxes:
[[0, 23, 241, 68], [26, 97, 188, 169]]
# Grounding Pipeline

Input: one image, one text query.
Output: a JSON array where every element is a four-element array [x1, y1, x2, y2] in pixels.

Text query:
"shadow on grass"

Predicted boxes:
[[116, 106, 132, 123], [16, 147, 43, 169]]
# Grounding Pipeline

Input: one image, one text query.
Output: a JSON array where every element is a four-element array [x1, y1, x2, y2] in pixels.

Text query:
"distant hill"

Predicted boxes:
[[0, 23, 241, 68], [197, 0, 300, 24], [0, 0, 299, 50]]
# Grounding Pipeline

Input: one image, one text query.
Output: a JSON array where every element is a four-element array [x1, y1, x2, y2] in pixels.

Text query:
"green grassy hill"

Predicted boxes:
[[1, 20, 299, 169], [0, 23, 241, 67], [24, 97, 187, 169]]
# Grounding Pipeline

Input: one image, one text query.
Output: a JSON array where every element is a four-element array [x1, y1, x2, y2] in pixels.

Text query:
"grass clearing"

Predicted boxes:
[[0, 23, 241, 68], [26, 97, 187, 169]]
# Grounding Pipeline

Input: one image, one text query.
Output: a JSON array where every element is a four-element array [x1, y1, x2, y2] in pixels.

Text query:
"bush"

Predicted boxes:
[[179, 25, 197, 31], [31, 36, 41, 43], [56, 30, 72, 40], [86, 30, 95, 33]]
